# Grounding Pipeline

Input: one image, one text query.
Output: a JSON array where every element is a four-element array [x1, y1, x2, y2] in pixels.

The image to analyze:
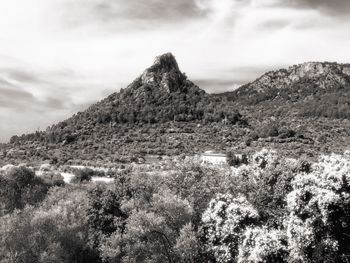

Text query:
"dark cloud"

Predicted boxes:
[[258, 19, 291, 30], [0, 76, 71, 112], [64, 0, 205, 28], [0, 86, 37, 109], [43, 97, 69, 110], [278, 0, 350, 16], [0, 68, 77, 85], [5, 69, 43, 83], [0, 77, 15, 87], [95, 0, 203, 21]]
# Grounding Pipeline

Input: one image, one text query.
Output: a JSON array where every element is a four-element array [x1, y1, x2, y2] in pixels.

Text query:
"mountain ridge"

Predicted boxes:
[[3, 55, 350, 165], [217, 61, 350, 120]]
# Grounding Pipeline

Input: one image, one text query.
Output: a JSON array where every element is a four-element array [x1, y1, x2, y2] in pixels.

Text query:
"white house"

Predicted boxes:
[[201, 151, 227, 165]]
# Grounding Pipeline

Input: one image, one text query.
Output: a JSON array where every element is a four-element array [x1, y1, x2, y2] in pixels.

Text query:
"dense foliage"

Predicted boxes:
[[2, 150, 350, 262]]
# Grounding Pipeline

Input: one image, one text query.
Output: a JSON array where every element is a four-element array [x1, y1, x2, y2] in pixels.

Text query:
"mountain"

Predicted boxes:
[[3, 57, 350, 166], [47, 53, 242, 127], [4, 53, 245, 165], [219, 62, 350, 119]]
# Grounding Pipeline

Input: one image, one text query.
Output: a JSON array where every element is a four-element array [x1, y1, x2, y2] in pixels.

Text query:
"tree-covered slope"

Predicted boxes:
[[219, 62, 350, 119], [3, 57, 350, 166], [5, 54, 245, 164]]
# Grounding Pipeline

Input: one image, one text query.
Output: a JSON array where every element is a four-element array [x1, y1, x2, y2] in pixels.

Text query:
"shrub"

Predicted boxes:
[[71, 168, 94, 183], [40, 171, 65, 187], [238, 227, 288, 263], [0, 186, 98, 262], [286, 153, 350, 262], [201, 193, 259, 263], [258, 124, 279, 138], [228, 149, 299, 227], [0, 166, 49, 213], [175, 223, 200, 262]]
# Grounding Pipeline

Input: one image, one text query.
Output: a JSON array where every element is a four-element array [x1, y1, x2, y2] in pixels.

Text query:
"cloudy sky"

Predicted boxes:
[[1, 0, 350, 141]]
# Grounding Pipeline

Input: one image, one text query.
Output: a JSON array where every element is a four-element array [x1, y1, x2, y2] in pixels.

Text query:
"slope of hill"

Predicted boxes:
[[219, 62, 350, 119], [49, 53, 241, 129], [3, 53, 246, 165]]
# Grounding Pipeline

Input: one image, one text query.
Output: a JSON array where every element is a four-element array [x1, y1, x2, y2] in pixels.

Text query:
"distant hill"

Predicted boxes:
[[218, 62, 350, 119]]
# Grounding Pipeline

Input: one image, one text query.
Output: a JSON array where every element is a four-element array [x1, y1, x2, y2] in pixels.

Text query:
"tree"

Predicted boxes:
[[286, 153, 350, 263], [201, 193, 259, 263], [86, 184, 128, 251], [71, 168, 94, 184], [0, 166, 49, 214], [99, 188, 193, 263], [227, 149, 302, 228], [174, 223, 200, 263], [167, 159, 231, 229], [0, 186, 97, 262], [237, 227, 288, 263]]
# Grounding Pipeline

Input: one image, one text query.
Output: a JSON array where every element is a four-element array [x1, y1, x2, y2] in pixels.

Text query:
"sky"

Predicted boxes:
[[1, 0, 350, 142]]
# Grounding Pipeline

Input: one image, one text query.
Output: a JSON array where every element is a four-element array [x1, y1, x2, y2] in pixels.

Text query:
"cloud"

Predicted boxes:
[[275, 0, 350, 16], [0, 78, 69, 111], [0, 74, 87, 142], [0, 86, 36, 109], [5, 70, 44, 83], [60, 0, 206, 31], [95, 0, 203, 21]]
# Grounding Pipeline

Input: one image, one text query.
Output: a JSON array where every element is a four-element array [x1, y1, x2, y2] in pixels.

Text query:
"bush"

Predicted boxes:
[[71, 168, 94, 183], [0, 186, 98, 262], [238, 227, 288, 263], [228, 149, 303, 228], [201, 193, 259, 263], [0, 166, 49, 213], [286, 153, 350, 262], [227, 152, 248, 167], [40, 171, 65, 187], [258, 124, 279, 138]]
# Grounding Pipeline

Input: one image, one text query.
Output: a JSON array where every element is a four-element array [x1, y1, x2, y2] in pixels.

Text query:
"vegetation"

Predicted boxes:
[[1, 55, 350, 262], [1, 150, 350, 262], [2, 58, 350, 167]]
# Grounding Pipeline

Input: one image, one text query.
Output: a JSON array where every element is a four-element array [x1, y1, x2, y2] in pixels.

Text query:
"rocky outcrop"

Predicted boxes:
[[140, 53, 187, 93], [237, 62, 350, 95]]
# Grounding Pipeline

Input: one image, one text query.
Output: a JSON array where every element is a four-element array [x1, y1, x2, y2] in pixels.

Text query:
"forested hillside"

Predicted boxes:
[[3, 56, 350, 166], [219, 62, 350, 119]]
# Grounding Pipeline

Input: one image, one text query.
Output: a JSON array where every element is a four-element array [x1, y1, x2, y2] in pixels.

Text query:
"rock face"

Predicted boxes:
[[226, 62, 350, 110], [214, 61, 350, 120], [237, 62, 350, 95], [140, 53, 187, 93]]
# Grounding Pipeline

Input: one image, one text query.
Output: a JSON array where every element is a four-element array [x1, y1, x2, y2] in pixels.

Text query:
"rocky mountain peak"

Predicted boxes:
[[139, 53, 186, 93], [289, 62, 348, 79], [151, 52, 180, 72]]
